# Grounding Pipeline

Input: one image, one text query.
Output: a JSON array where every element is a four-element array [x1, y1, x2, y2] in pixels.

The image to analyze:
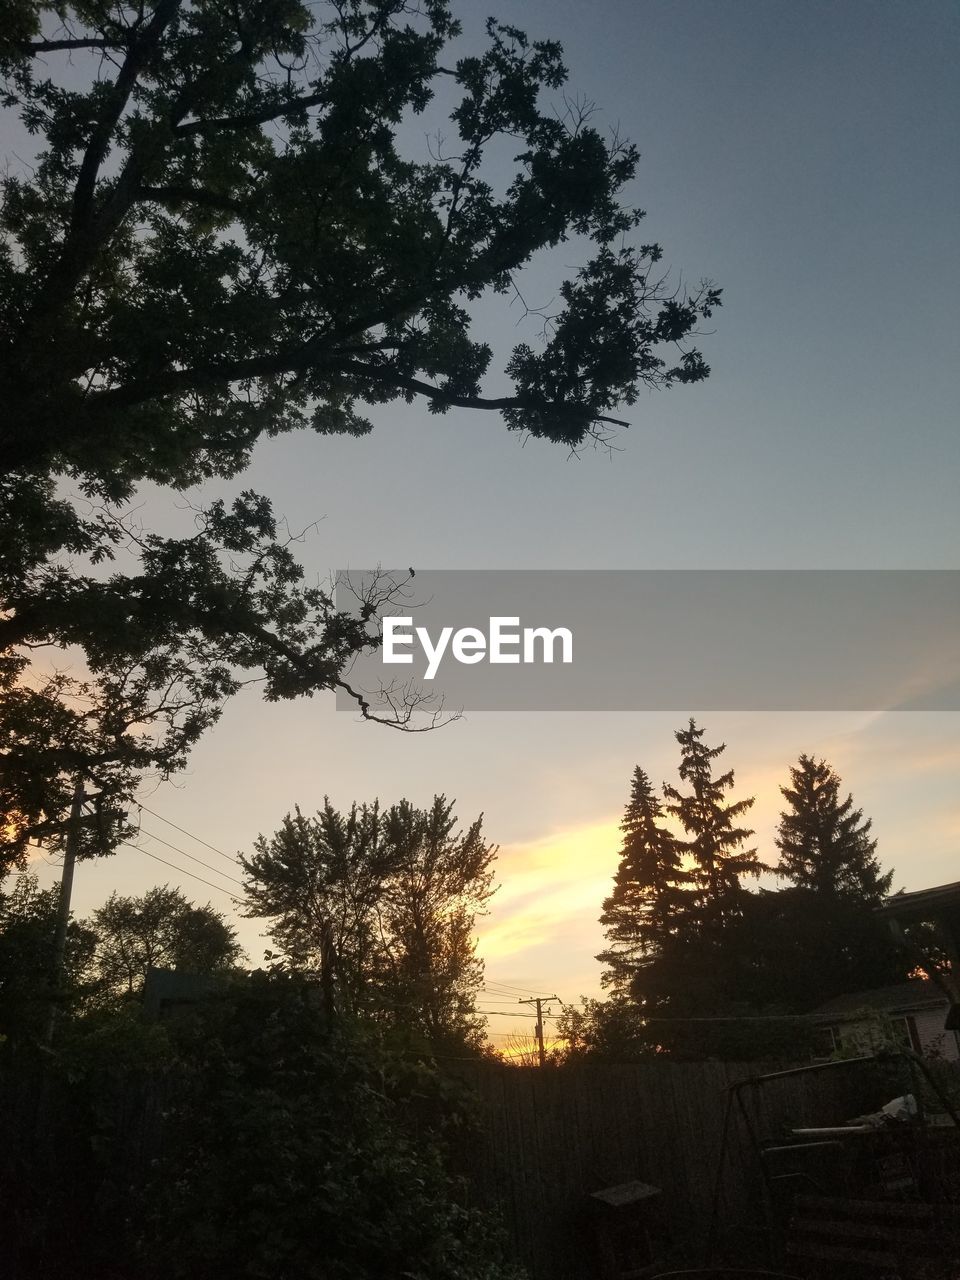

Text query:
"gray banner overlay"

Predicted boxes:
[[334, 571, 960, 712]]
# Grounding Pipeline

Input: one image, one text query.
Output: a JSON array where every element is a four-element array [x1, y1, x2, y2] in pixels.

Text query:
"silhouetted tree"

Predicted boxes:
[[555, 995, 651, 1063], [89, 885, 242, 999], [2, 2, 722, 850], [241, 795, 496, 1046], [0, 872, 97, 1037], [731, 884, 906, 1014], [663, 719, 765, 928], [1, 970, 524, 1280], [596, 766, 690, 997], [776, 754, 892, 903], [0, 664, 219, 873], [568, 736, 907, 1063], [759, 756, 904, 1006]]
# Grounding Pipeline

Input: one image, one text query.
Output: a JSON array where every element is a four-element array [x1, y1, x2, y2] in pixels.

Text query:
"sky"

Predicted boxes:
[[19, 0, 960, 1054]]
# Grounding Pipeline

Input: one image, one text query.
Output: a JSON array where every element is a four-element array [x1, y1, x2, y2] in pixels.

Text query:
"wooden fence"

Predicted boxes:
[[4, 1050, 946, 1280], [450, 1056, 922, 1279]]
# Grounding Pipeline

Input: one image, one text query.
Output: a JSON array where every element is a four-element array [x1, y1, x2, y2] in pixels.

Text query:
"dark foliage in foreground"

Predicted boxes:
[[1, 971, 523, 1280]]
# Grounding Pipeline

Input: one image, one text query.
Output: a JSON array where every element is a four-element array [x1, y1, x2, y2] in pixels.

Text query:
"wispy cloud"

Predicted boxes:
[[479, 818, 620, 968]]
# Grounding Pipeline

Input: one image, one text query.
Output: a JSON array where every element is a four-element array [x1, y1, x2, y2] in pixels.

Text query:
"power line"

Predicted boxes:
[[136, 826, 246, 890], [120, 840, 243, 905], [482, 980, 551, 996], [481, 983, 542, 993], [641, 1013, 820, 1024], [479, 997, 543, 1005], [483, 989, 547, 1001], [478, 1010, 545, 1019], [137, 802, 240, 867], [479, 989, 542, 998]]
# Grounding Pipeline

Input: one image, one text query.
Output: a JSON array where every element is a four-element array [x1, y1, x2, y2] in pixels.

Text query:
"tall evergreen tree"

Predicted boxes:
[[596, 767, 689, 997], [763, 756, 903, 1005], [662, 719, 765, 927], [776, 755, 892, 904]]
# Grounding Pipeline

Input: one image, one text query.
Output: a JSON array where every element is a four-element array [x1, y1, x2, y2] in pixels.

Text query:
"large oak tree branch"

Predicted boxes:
[[20, 38, 130, 53], [70, 0, 182, 234], [174, 89, 331, 137], [137, 184, 248, 215], [21, 1, 183, 335], [333, 359, 631, 428], [83, 350, 628, 428]]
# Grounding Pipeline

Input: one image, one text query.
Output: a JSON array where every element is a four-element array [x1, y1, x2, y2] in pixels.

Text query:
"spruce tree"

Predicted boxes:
[[597, 767, 689, 996], [776, 755, 892, 904], [769, 755, 902, 1005], [662, 719, 765, 927]]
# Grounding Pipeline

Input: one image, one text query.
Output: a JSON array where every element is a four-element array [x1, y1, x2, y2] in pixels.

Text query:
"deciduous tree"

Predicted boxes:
[[1, 2, 719, 489], [0, 871, 97, 1037], [241, 794, 496, 1046], [89, 883, 242, 998], [1, 2, 721, 854]]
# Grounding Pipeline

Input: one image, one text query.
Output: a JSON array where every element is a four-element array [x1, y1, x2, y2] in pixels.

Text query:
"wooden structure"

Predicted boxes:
[[787, 1194, 960, 1274], [453, 1058, 888, 1278], [717, 1053, 960, 1277], [589, 1179, 665, 1279]]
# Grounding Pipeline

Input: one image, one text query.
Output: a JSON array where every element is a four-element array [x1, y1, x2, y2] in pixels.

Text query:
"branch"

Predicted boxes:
[[174, 90, 330, 137], [19, 38, 129, 53], [90, 348, 320, 406], [0, 611, 35, 649], [137, 184, 248, 215], [334, 359, 631, 428], [70, 0, 182, 234], [91, 351, 630, 429], [16, 1, 183, 335], [335, 677, 453, 732]]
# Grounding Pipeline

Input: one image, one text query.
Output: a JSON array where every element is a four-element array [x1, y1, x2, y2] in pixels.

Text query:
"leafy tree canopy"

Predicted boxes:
[[1, 0, 719, 491], [2, 971, 525, 1280], [89, 882, 243, 998], [0, 870, 97, 1037], [1, 1, 720, 863], [0, 871, 241, 1037], [241, 793, 497, 1048]]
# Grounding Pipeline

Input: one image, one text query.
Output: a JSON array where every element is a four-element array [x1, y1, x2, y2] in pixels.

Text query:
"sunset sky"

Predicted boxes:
[[23, 0, 960, 1050]]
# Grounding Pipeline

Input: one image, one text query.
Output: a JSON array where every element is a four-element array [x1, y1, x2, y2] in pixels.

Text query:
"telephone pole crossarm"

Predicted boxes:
[[518, 994, 560, 1067]]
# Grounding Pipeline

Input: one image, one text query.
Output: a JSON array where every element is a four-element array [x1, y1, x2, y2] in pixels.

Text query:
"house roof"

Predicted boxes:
[[878, 881, 960, 920], [813, 979, 947, 1021]]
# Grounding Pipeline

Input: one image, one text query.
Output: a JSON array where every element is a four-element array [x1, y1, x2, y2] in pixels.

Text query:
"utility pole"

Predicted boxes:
[[319, 916, 338, 1025], [45, 774, 85, 1046], [518, 994, 559, 1067]]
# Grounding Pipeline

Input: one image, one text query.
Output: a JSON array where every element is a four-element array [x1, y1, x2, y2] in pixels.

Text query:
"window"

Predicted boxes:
[[812, 1025, 840, 1058]]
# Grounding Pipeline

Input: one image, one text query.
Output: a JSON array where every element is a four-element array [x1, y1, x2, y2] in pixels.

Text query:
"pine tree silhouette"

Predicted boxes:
[[776, 754, 892, 904], [663, 719, 766, 929], [597, 767, 691, 996]]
